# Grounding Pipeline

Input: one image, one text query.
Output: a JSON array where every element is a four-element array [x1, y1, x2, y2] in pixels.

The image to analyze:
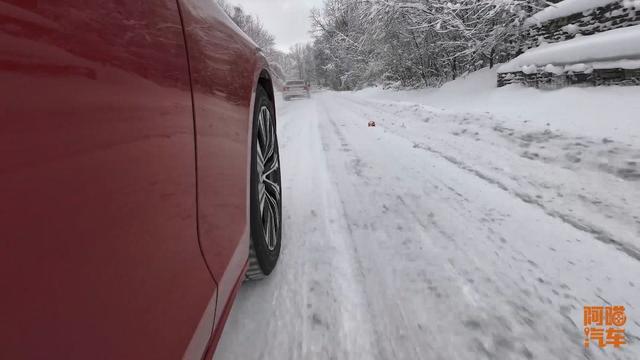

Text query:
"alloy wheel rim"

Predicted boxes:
[[256, 105, 281, 251]]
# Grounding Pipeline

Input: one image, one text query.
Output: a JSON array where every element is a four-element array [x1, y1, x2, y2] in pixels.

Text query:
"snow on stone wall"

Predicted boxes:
[[498, 0, 640, 88], [520, 0, 640, 52], [498, 67, 640, 88], [500, 25, 640, 72], [525, 0, 620, 26]]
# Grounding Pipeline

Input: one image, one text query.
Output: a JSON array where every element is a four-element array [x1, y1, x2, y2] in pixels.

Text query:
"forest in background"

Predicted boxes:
[[218, 0, 548, 90]]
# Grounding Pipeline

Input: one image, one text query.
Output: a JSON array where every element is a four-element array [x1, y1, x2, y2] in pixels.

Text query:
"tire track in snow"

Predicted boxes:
[[410, 144, 640, 262], [317, 105, 422, 360], [284, 99, 379, 360], [316, 98, 490, 360], [217, 99, 379, 360], [309, 120, 381, 359], [297, 98, 382, 359]]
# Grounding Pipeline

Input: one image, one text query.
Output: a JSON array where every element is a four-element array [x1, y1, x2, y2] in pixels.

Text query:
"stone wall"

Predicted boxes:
[[519, 0, 640, 52], [498, 0, 640, 88], [498, 68, 640, 88]]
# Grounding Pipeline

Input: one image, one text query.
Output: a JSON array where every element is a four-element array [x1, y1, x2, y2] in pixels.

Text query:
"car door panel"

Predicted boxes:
[[176, 0, 256, 327], [0, 1, 215, 359]]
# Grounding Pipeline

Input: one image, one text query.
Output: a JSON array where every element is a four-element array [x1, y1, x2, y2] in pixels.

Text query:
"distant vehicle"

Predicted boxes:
[[283, 80, 311, 100], [1, 1, 282, 359]]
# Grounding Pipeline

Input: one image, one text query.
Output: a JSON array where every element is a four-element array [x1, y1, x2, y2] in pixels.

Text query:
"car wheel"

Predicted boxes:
[[246, 85, 282, 280]]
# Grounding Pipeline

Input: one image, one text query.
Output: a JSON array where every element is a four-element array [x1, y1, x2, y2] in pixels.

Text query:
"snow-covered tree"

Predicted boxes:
[[311, 0, 546, 89], [217, 0, 275, 51]]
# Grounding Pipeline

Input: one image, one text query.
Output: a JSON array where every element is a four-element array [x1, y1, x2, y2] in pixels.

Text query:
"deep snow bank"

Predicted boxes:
[[498, 25, 640, 73], [354, 68, 640, 144]]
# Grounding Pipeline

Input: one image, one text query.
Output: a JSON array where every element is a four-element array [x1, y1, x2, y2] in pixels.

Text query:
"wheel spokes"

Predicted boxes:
[[263, 178, 280, 201], [263, 190, 279, 249], [256, 105, 281, 251], [257, 143, 265, 175], [262, 201, 273, 248], [262, 108, 275, 161], [262, 153, 279, 179], [258, 182, 266, 214]]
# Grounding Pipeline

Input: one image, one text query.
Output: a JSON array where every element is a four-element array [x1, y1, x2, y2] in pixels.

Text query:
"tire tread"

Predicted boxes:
[[245, 241, 266, 281], [245, 85, 281, 281]]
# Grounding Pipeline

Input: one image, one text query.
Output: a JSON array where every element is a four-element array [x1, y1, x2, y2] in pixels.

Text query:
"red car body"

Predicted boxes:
[[0, 1, 275, 358]]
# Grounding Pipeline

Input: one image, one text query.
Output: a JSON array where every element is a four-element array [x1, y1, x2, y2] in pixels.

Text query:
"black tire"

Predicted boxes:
[[246, 85, 282, 280]]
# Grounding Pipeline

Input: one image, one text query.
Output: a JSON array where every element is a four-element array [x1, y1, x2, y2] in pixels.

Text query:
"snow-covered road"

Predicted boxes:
[[215, 91, 640, 360]]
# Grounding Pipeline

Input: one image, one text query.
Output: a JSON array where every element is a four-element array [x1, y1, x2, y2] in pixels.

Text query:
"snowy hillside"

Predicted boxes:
[[357, 68, 640, 143], [353, 69, 640, 257]]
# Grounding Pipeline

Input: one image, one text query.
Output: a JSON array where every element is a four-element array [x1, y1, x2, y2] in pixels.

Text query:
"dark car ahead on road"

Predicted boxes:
[[283, 80, 311, 101], [1, 1, 282, 359]]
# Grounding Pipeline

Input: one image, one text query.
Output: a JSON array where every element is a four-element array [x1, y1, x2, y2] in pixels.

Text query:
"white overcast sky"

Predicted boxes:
[[230, 0, 325, 52]]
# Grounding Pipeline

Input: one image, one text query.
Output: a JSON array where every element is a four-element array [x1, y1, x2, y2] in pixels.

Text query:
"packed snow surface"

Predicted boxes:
[[499, 25, 640, 72], [525, 0, 619, 26], [215, 73, 640, 360]]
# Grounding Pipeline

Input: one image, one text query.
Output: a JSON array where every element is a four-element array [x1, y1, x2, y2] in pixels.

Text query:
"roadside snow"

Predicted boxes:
[[355, 68, 640, 144], [498, 25, 640, 73], [353, 69, 640, 258]]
